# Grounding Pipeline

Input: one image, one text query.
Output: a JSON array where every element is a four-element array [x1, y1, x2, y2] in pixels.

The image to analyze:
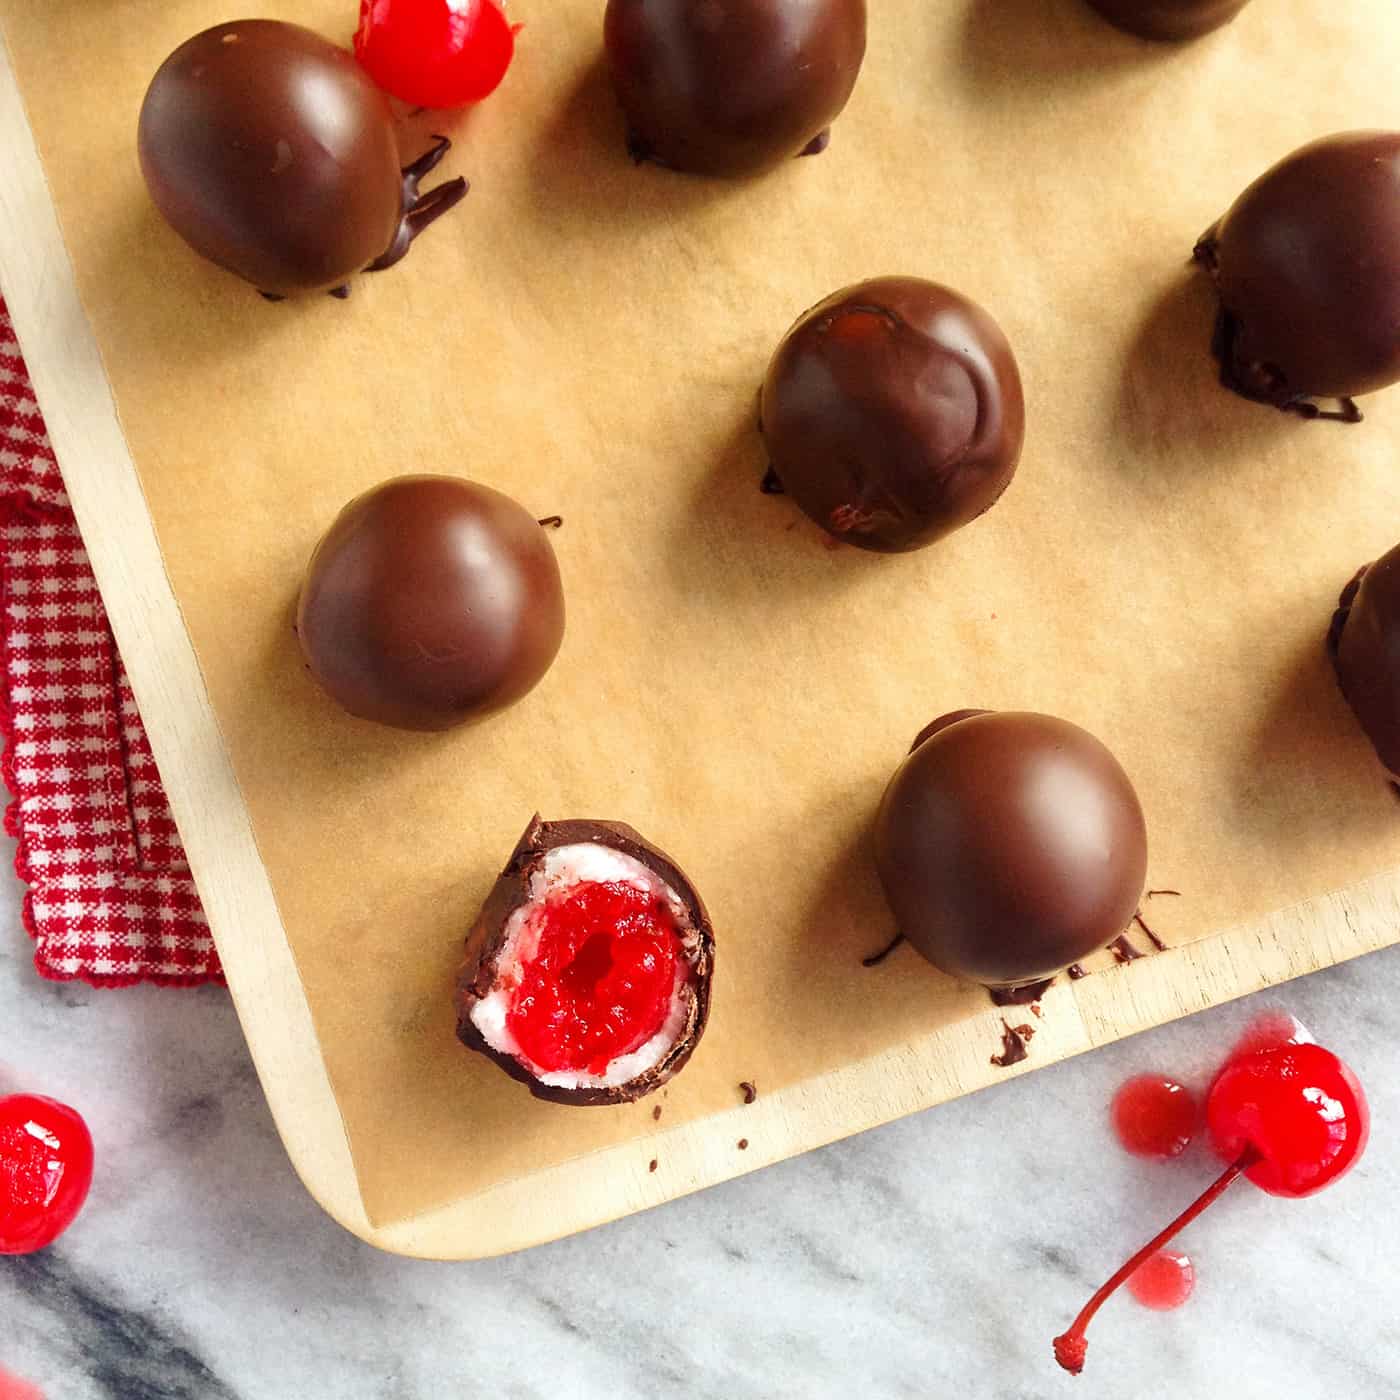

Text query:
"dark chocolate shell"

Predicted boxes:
[[1085, 0, 1251, 41], [603, 0, 867, 177], [874, 711, 1148, 990], [1193, 131, 1400, 419], [759, 277, 1024, 553], [137, 20, 467, 297], [454, 816, 715, 1106], [296, 476, 565, 732], [1329, 545, 1400, 781]]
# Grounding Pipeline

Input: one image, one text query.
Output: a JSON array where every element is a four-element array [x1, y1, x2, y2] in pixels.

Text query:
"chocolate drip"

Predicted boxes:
[[989, 977, 1054, 1007], [1132, 912, 1168, 953], [990, 1019, 1032, 1069], [1109, 935, 1144, 964], [368, 136, 469, 273], [1198, 284, 1364, 423]]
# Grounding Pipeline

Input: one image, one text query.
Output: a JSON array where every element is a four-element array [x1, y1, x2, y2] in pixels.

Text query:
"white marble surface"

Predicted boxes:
[[2, 860, 1398, 1400]]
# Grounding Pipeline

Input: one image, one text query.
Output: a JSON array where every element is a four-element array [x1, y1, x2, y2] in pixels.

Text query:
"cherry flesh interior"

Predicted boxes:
[[506, 880, 685, 1076]]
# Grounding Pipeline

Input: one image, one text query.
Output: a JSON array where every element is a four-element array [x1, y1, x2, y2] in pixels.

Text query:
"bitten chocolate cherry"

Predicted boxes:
[[296, 476, 565, 732], [874, 710, 1147, 993], [455, 817, 715, 1105], [760, 278, 1024, 552], [1194, 132, 1400, 421], [604, 0, 867, 176], [138, 20, 466, 297]]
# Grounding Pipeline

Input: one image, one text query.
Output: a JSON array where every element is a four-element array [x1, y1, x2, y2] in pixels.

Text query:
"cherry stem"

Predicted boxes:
[[1052, 1150, 1255, 1375]]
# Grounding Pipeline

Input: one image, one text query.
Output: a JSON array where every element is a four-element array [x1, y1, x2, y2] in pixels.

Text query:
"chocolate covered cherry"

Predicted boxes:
[[874, 710, 1147, 992], [138, 20, 466, 297], [1194, 132, 1400, 420], [297, 476, 565, 731], [604, 0, 867, 176], [760, 278, 1024, 552]]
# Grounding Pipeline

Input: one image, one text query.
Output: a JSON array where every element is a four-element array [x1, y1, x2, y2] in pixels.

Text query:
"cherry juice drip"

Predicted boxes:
[[1127, 1250, 1195, 1311], [1111, 1075, 1198, 1160]]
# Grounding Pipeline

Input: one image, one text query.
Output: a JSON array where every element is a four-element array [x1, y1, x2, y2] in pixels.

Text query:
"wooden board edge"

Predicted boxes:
[[0, 24, 377, 1250], [372, 868, 1400, 1259], [3, 29, 1397, 1261]]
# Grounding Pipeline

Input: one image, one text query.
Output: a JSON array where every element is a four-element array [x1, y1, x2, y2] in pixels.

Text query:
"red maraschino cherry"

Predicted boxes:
[[0, 1093, 94, 1254], [355, 0, 517, 109], [1053, 1041, 1368, 1374]]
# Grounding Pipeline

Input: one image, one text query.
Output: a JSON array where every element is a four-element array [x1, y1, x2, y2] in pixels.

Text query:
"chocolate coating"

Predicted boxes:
[[1330, 544, 1400, 779], [1194, 132, 1400, 419], [1085, 0, 1251, 39], [604, 0, 867, 177], [296, 476, 565, 732], [455, 816, 715, 1105], [760, 278, 1024, 552], [874, 711, 1148, 989], [138, 21, 465, 295]]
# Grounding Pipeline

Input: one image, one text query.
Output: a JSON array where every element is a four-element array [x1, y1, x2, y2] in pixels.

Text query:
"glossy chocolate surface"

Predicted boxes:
[[1330, 543, 1400, 779], [297, 476, 565, 732], [874, 711, 1148, 988], [1085, 0, 1251, 39], [760, 277, 1024, 552], [604, 0, 867, 176], [455, 816, 715, 1105], [139, 21, 464, 295], [1194, 132, 1400, 418]]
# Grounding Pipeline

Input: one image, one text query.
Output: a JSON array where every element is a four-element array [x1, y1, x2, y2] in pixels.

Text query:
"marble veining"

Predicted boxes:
[[3, 863, 1400, 1399], [6, 1251, 239, 1400]]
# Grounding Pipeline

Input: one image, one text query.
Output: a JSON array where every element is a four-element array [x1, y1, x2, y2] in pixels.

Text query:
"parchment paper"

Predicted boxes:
[[4, 0, 1400, 1226]]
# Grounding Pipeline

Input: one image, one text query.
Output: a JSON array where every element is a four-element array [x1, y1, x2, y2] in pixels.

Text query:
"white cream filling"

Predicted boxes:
[[469, 843, 698, 1091]]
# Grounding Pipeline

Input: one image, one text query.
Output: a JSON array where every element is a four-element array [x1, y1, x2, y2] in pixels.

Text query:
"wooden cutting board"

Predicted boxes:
[[3, 0, 1399, 1258]]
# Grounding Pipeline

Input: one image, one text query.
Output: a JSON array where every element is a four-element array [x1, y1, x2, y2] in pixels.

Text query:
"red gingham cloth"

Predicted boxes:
[[0, 294, 218, 986]]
